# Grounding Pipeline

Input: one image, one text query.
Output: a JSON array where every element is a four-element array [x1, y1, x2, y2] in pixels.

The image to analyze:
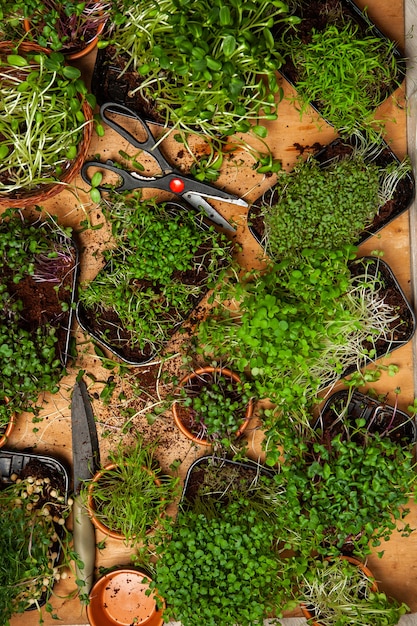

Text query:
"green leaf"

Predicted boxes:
[[90, 188, 102, 204], [252, 125, 268, 138], [7, 54, 27, 67], [219, 6, 231, 25], [222, 35, 236, 57], [62, 65, 81, 80]]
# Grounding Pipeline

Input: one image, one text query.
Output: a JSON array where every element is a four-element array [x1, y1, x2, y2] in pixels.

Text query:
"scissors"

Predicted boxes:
[[81, 102, 248, 232]]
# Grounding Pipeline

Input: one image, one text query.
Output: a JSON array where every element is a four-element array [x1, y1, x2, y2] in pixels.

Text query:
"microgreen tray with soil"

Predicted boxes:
[[316, 389, 416, 445], [273, 0, 405, 136], [0, 209, 79, 427], [181, 455, 275, 509], [76, 196, 234, 365], [345, 256, 415, 365], [0, 449, 70, 619], [248, 137, 414, 250], [91, 44, 165, 126], [89, 0, 298, 139]]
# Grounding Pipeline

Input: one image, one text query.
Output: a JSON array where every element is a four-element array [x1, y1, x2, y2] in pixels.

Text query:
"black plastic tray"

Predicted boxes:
[[181, 455, 275, 508], [316, 389, 417, 444], [276, 0, 406, 122], [0, 449, 70, 610], [248, 137, 415, 247], [76, 202, 232, 365]]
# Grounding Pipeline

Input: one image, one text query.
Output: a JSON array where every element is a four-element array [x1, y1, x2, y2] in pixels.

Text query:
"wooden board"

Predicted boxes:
[[6, 0, 417, 622]]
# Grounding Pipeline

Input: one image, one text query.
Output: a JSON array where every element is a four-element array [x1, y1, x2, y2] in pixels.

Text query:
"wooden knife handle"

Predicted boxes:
[[73, 494, 96, 601]]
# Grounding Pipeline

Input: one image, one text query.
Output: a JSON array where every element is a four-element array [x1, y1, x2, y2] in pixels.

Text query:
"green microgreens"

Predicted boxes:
[[102, 0, 300, 137], [0, 468, 73, 623], [193, 248, 402, 418], [0, 208, 75, 426], [284, 21, 401, 138], [260, 140, 411, 264], [18, 0, 109, 54], [78, 192, 234, 353], [298, 558, 409, 626], [84, 435, 180, 543], [0, 48, 92, 195]]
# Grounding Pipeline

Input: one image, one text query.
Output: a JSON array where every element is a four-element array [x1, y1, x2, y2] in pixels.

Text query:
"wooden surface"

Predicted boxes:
[[6, 0, 417, 623]]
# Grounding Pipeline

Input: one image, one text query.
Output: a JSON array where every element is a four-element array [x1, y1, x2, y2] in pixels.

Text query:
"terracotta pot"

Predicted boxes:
[[0, 399, 14, 449], [87, 462, 162, 540], [300, 556, 378, 625], [87, 568, 165, 626], [23, 14, 107, 60], [172, 366, 254, 446]]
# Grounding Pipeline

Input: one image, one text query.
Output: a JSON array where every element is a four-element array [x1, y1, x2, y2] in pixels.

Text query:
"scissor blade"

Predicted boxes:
[[183, 176, 249, 207], [184, 192, 236, 232], [71, 380, 100, 493]]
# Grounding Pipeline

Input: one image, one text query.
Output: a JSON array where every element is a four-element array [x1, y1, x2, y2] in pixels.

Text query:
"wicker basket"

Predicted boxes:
[[0, 41, 93, 209]]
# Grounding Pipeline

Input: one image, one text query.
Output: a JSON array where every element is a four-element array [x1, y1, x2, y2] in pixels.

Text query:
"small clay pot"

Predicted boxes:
[[23, 15, 107, 60], [0, 399, 14, 449], [172, 366, 254, 446], [87, 462, 162, 540], [87, 568, 165, 626]]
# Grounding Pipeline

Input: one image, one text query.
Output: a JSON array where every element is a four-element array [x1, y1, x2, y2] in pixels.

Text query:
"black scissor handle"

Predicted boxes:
[[81, 159, 138, 192], [99, 102, 172, 172]]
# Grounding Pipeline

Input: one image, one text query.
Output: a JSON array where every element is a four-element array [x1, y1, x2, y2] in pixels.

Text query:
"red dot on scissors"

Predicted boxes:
[[169, 178, 185, 193]]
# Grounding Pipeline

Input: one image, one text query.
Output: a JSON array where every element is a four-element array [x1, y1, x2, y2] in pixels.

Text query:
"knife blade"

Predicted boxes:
[[71, 378, 100, 601]]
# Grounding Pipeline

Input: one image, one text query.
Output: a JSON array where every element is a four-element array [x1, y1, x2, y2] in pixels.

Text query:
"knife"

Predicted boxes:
[[71, 378, 101, 601]]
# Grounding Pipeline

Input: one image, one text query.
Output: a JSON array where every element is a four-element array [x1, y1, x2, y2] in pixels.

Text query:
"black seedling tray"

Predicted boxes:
[[248, 136, 415, 247], [275, 0, 405, 122], [76, 202, 232, 365], [0, 449, 70, 610], [181, 455, 275, 508], [316, 389, 417, 445]]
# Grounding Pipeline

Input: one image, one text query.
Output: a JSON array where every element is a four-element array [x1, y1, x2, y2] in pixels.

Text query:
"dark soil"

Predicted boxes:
[[316, 389, 416, 445], [91, 45, 166, 123], [2, 240, 78, 366], [274, 0, 405, 104], [248, 137, 415, 246]]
